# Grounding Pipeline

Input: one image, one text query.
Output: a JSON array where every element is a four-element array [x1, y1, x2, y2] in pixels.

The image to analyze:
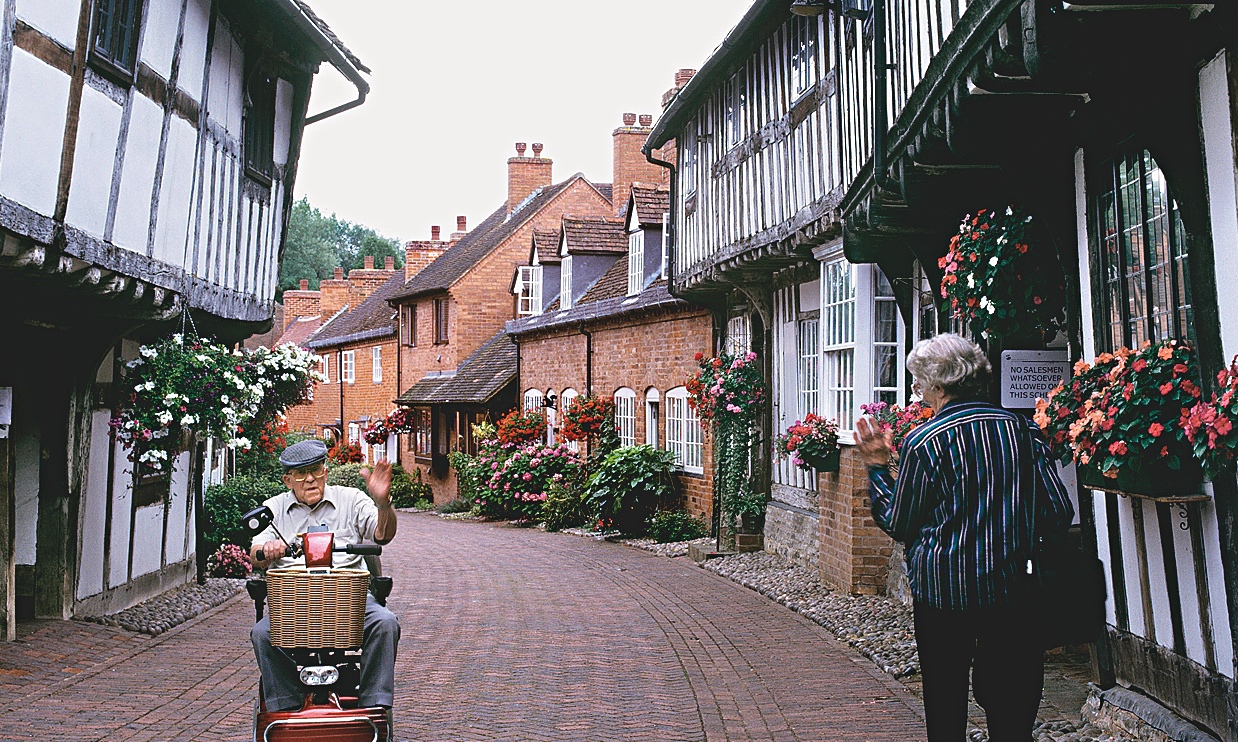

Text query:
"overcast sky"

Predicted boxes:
[[294, 1, 754, 243]]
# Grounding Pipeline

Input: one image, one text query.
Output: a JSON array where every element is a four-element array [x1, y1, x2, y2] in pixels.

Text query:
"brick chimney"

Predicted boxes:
[[319, 267, 351, 318], [282, 280, 322, 329], [405, 225, 450, 283], [347, 255, 398, 303], [450, 215, 468, 243], [663, 68, 697, 110], [613, 113, 664, 218], [364, 255, 374, 269], [431, 225, 441, 241], [385, 256, 394, 270], [508, 141, 553, 214]]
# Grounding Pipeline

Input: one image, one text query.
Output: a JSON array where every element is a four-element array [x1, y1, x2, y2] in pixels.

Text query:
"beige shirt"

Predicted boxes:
[[253, 485, 379, 571]]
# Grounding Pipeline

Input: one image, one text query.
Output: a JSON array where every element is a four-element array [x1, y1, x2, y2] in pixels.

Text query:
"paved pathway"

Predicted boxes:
[[0, 513, 927, 741]]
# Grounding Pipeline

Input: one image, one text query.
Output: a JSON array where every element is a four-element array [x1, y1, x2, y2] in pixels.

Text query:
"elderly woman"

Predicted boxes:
[[856, 333, 1073, 742]]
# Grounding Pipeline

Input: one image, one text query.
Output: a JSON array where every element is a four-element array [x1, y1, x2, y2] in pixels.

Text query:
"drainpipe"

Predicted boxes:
[[338, 348, 345, 444], [579, 322, 593, 396], [275, 0, 369, 125], [872, 0, 900, 194], [642, 151, 678, 292], [511, 333, 521, 403]]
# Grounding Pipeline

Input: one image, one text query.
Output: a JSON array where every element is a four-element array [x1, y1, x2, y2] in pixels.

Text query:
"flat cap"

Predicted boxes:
[[279, 439, 329, 471]]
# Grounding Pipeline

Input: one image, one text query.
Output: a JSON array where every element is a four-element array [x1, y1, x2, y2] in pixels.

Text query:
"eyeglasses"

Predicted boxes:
[[290, 463, 326, 482], [911, 380, 923, 396]]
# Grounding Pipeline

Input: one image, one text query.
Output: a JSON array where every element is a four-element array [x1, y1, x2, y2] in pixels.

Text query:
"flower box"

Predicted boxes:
[[800, 448, 841, 473], [1077, 455, 1205, 502]]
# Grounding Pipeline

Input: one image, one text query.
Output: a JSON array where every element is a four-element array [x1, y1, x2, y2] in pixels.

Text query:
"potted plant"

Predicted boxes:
[[1034, 339, 1204, 496], [938, 206, 1067, 345], [559, 395, 615, 442], [495, 408, 547, 447], [775, 414, 842, 472]]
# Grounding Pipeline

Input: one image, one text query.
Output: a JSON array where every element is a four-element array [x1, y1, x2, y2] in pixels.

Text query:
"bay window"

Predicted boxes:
[[666, 387, 703, 474]]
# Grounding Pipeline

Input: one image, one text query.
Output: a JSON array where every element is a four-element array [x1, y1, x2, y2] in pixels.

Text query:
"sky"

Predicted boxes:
[[294, 1, 754, 243]]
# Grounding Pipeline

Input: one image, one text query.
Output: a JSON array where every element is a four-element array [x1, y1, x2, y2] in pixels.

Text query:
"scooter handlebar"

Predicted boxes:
[[254, 542, 380, 562]]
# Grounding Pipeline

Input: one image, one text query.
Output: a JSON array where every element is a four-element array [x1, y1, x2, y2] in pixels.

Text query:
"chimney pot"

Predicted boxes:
[[364, 255, 374, 269], [515, 142, 527, 157], [457, 215, 467, 231], [639, 114, 653, 127], [531, 142, 543, 158], [623, 112, 637, 126], [384, 256, 394, 270], [299, 279, 309, 290], [431, 225, 441, 241], [675, 69, 696, 87], [333, 267, 343, 280]]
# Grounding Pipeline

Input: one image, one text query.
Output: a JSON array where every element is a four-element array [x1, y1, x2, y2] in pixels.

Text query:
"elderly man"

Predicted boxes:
[[249, 439, 400, 712], [856, 333, 1073, 742]]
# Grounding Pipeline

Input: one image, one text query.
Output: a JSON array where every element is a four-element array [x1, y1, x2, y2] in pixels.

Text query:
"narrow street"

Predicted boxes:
[[0, 512, 926, 741]]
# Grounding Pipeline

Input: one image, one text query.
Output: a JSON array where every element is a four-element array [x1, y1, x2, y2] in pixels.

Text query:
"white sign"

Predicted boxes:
[[1000, 350, 1070, 409]]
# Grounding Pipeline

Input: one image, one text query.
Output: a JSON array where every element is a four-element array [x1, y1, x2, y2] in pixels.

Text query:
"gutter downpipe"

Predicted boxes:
[[276, 0, 369, 125], [338, 348, 345, 445], [511, 333, 521, 403], [642, 150, 678, 296], [578, 322, 593, 397], [872, 0, 900, 195]]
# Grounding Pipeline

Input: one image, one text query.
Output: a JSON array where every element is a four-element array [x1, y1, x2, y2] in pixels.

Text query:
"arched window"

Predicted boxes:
[[523, 389, 543, 412], [645, 388, 660, 447], [665, 386, 703, 473], [614, 388, 636, 447], [559, 388, 579, 452]]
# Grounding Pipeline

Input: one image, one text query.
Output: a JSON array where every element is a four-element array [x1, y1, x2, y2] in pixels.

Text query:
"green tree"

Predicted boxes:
[[278, 197, 403, 300]]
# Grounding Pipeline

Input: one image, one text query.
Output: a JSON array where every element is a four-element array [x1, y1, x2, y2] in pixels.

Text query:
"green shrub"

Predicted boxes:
[[203, 474, 285, 552], [542, 473, 588, 532], [647, 509, 708, 543], [327, 462, 367, 490], [585, 445, 677, 535], [389, 465, 431, 509], [437, 497, 474, 514]]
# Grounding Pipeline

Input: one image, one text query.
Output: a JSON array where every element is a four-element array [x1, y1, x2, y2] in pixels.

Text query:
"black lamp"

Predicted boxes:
[[839, 0, 873, 20], [789, 0, 829, 15], [543, 392, 557, 410]]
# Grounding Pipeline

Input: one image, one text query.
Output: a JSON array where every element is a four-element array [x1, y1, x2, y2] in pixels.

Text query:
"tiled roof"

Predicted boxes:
[[579, 253, 629, 304], [293, 1, 370, 73], [275, 314, 323, 349], [532, 229, 561, 265], [631, 184, 670, 227], [391, 174, 605, 302], [307, 272, 405, 348], [507, 281, 685, 337], [594, 182, 614, 204], [562, 216, 626, 255], [397, 330, 517, 405]]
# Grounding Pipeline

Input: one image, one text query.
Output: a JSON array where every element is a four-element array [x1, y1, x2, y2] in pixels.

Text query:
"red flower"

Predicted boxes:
[[1108, 440, 1128, 456], [1148, 422, 1164, 438]]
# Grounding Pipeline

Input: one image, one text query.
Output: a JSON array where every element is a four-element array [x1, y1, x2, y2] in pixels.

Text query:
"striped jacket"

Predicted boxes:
[[868, 399, 1074, 611]]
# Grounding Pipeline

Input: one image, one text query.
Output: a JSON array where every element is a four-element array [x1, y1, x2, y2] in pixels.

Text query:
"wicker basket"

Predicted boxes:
[[266, 567, 369, 649]]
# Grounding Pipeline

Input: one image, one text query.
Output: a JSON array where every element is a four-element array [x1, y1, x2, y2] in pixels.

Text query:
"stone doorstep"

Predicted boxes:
[[687, 541, 737, 562], [1083, 685, 1224, 742]]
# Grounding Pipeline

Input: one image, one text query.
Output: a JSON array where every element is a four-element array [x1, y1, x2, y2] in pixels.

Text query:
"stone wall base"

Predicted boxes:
[[763, 499, 819, 571], [1082, 685, 1223, 742]]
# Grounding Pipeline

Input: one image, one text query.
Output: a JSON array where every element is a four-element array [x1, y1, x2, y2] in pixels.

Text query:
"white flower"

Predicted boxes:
[[966, 274, 976, 289], [1006, 206, 1014, 216], [989, 256, 999, 267], [180, 414, 196, 426], [139, 346, 158, 359], [172, 334, 183, 345], [221, 394, 230, 404], [157, 411, 174, 425], [987, 302, 996, 315]]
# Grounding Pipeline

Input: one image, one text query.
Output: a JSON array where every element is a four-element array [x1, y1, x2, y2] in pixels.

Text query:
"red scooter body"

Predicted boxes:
[[244, 509, 394, 742]]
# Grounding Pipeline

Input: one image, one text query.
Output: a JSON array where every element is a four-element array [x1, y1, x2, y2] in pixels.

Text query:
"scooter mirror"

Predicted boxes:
[[241, 506, 274, 536]]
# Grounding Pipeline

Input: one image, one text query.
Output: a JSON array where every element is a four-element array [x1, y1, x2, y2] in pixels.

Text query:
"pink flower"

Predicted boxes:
[[522, 472, 533, 481], [1148, 422, 1164, 438]]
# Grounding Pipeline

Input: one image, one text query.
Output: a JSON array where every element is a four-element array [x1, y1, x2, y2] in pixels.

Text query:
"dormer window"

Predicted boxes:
[[518, 266, 542, 316], [560, 255, 574, 310], [627, 230, 643, 296], [90, 0, 142, 83], [244, 65, 277, 183]]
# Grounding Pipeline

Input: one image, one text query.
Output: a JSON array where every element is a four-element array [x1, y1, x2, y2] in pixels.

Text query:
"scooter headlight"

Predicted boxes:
[[299, 665, 340, 686]]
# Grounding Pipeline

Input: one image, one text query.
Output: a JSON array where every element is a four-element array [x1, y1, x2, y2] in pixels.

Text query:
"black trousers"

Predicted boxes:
[[912, 594, 1045, 742]]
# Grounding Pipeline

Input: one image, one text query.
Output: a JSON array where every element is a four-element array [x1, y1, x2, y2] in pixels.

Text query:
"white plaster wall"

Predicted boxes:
[[139, 0, 179, 82], [207, 27, 243, 138], [15, 0, 79, 50], [130, 503, 163, 577], [1168, 503, 1207, 667], [177, 0, 211, 102], [77, 410, 113, 600], [1200, 486, 1236, 678], [108, 445, 132, 587], [1074, 149, 1097, 361], [1093, 495, 1119, 627], [274, 79, 294, 167], [0, 49, 69, 217], [1200, 53, 1238, 362], [1139, 503, 1176, 649], [164, 451, 189, 564], [64, 86, 123, 239], [1117, 497, 1147, 637], [111, 95, 163, 254], [153, 116, 196, 267], [13, 390, 38, 566]]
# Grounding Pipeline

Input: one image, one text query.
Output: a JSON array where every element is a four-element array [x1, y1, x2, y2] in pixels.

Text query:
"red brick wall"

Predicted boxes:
[[816, 445, 896, 595], [320, 274, 351, 319], [283, 290, 320, 325], [517, 307, 715, 521], [405, 240, 448, 283]]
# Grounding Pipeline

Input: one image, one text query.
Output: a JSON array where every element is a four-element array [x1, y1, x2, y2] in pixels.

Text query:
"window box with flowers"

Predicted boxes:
[[775, 414, 841, 473], [1034, 339, 1205, 499], [939, 206, 1067, 347], [1181, 355, 1238, 482]]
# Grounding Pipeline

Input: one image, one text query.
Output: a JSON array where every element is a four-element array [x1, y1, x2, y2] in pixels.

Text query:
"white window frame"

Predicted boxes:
[[627, 230, 644, 296], [348, 422, 360, 444], [559, 388, 579, 452], [726, 314, 751, 357], [789, 14, 820, 100], [372, 346, 382, 384], [560, 255, 574, 310], [871, 269, 904, 406], [660, 213, 669, 279], [523, 389, 543, 412], [321, 355, 329, 384], [518, 266, 542, 316], [615, 388, 637, 447], [342, 350, 356, 384], [725, 68, 747, 149], [645, 388, 660, 447], [797, 317, 819, 420], [666, 387, 703, 474]]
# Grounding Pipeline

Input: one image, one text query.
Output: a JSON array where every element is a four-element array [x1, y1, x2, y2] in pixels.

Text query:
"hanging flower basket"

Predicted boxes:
[[1077, 454, 1203, 498], [560, 395, 615, 442], [798, 448, 841, 473], [775, 414, 841, 472]]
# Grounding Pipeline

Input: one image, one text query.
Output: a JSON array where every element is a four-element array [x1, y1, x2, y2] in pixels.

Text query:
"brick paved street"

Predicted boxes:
[[0, 513, 926, 741]]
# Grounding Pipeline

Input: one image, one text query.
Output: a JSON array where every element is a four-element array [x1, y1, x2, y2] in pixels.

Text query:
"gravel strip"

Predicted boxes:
[[80, 578, 247, 636]]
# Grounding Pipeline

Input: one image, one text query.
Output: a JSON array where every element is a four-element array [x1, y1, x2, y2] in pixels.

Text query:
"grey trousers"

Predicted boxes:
[[251, 594, 400, 712]]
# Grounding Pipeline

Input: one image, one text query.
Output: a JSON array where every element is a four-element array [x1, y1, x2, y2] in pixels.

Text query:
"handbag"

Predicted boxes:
[[1019, 419, 1108, 650]]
